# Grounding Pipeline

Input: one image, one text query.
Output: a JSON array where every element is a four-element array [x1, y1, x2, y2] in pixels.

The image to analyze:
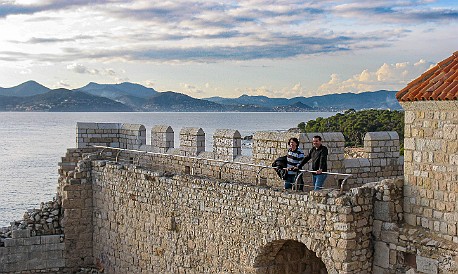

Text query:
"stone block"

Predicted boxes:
[[372, 220, 382, 240], [1, 262, 22, 273], [41, 235, 63, 244], [3, 238, 20, 247], [374, 201, 393, 222], [381, 231, 399, 244], [77, 122, 101, 130], [97, 123, 121, 130], [15, 244, 31, 253], [27, 256, 47, 269], [30, 244, 44, 252], [372, 265, 388, 274], [344, 159, 360, 168], [47, 258, 66, 268], [46, 243, 65, 251], [416, 256, 438, 274], [373, 241, 390, 268], [12, 229, 30, 238]]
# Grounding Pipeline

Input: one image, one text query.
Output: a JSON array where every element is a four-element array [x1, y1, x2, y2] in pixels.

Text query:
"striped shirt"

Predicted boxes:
[[287, 148, 304, 175]]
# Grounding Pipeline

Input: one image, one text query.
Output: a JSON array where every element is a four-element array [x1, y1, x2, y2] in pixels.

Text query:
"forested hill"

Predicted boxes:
[[298, 109, 404, 149], [205, 90, 401, 111], [0, 81, 402, 112]]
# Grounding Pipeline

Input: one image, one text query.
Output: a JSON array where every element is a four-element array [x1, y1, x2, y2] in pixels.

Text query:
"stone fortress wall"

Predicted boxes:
[[0, 233, 65, 273], [1, 120, 457, 273], [401, 102, 458, 241], [76, 122, 403, 190]]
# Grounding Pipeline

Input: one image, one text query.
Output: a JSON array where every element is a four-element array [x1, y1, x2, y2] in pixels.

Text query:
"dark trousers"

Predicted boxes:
[[284, 173, 303, 191]]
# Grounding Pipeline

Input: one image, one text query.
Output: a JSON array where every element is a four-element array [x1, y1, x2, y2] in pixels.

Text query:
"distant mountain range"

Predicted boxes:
[[0, 80, 402, 112]]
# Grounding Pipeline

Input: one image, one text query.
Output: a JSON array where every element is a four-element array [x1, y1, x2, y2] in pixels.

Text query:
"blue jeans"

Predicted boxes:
[[284, 174, 295, 189], [312, 174, 327, 190], [284, 173, 303, 190]]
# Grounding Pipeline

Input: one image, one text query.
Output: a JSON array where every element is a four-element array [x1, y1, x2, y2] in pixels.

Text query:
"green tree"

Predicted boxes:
[[298, 109, 404, 152]]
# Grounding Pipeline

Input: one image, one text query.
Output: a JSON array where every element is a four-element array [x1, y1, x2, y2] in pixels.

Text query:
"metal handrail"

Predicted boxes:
[[293, 169, 352, 193], [90, 145, 352, 192], [115, 150, 122, 162], [98, 148, 107, 157], [259, 166, 352, 192], [256, 166, 272, 185]]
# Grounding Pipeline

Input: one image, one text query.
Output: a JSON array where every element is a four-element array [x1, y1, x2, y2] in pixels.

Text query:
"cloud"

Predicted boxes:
[[331, 1, 458, 23], [65, 63, 128, 83], [19, 68, 32, 74], [24, 35, 93, 44], [317, 59, 436, 95], [143, 80, 155, 88], [0, 0, 117, 18], [113, 75, 129, 82], [66, 63, 99, 74], [53, 80, 71, 88], [180, 83, 205, 97], [1, 0, 456, 64], [0, 0, 456, 94], [235, 83, 309, 99]]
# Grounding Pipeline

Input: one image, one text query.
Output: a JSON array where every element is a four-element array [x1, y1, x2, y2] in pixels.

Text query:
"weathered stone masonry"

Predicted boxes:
[[49, 122, 404, 274], [0, 233, 65, 273], [86, 161, 378, 273], [3, 120, 456, 273]]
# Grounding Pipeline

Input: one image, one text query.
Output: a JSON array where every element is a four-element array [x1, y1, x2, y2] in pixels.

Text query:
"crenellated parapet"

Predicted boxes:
[[179, 127, 205, 156], [76, 122, 146, 150], [151, 125, 174, 153], [74, 122, 403, 190], [363, 132, 400, 158], [344, 131, 403, 186], [213, 129, 242, 161], [0, 123, 431, 274], [251, 131, 345, 166]]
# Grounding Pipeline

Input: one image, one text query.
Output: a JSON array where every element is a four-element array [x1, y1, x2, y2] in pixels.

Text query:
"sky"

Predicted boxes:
[[0, 0, 457, 99]]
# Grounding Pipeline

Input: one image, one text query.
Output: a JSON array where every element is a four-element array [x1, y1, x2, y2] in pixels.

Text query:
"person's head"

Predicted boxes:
[[288, 137, 300, 150], [312, 135, 322, 148]]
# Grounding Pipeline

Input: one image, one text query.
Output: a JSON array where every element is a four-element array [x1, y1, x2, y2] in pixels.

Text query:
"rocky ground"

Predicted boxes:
[[0, 198, 63, 246]]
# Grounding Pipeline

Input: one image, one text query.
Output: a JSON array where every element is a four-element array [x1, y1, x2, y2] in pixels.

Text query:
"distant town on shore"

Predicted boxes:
[[0, 81, 402, 112]]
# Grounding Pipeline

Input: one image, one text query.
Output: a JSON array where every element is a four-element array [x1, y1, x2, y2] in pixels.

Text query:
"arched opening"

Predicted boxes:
[[253, 240, 327, 274]]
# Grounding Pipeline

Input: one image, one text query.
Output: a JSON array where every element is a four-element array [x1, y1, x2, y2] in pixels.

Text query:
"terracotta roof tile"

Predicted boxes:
[[396, 51, 458, 101]]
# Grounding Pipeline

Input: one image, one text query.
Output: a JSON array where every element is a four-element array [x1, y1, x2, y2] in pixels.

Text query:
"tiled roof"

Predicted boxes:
[[396, 51, 458, 102]]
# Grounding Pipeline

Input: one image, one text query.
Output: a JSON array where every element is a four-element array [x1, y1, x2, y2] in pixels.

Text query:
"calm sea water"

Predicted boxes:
[[0, 111, 334, 226]]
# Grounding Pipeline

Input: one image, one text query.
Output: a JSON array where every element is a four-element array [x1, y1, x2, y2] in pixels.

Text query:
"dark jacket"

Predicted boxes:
[[272, 155, 288, 180], [298, 145, 328, 172]]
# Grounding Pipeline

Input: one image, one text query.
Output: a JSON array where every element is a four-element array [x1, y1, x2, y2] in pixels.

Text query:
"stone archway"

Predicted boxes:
[[253, 240, 327, 274]]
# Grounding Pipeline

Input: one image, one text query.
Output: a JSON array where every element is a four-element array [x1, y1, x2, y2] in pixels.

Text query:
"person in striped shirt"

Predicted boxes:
[[284, 137, 305, 190]]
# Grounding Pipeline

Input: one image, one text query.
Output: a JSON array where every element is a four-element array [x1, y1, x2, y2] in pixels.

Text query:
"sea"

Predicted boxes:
[[0, 111, 335, 227]]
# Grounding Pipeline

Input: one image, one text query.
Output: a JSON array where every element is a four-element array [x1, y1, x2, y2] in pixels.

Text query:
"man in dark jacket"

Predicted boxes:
[[298, 135, 328, 190]]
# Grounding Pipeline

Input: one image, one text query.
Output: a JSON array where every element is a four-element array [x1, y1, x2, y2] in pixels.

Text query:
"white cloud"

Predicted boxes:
[[317, 59, 436, 95], [376, 63, 392, 81], [358, 70, 371, 82], [66, 63, 99, 74], [414, 59, 427, 66], [234, 83, 309, 99], [143, 80, 155, 88], [180, 83, 205, 97], [53, 80, 71, 88], [19, 68, 32, 74], [0, 0, 455, 95]]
